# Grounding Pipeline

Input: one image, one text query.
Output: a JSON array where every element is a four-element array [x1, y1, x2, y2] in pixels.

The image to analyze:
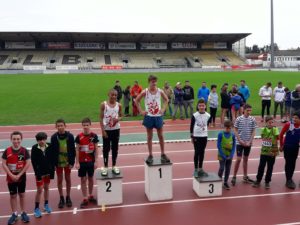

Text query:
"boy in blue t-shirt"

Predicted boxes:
[[217, 120, 236, 190]]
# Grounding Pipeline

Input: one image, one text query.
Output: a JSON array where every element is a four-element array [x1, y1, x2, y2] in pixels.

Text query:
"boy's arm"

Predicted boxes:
[[279, 123, 289, 150], [230, 134, 236, 159], [217, 133, 226, 160], [234, 126, 244, 146], [135, 90, 146, 115], [31, 148, 41, 180], [94, 139, 99, 169], [99, 102, 107, 138], [2, 158, 17, 181], [69, 133, 76, 167], [160, 91, 169, 114], [75, 144, 80, 169]]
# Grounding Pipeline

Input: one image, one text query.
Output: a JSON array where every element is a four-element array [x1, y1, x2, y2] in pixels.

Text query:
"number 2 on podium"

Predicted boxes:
[[158, 168, 162, 178], [106, 181, 112, 192]]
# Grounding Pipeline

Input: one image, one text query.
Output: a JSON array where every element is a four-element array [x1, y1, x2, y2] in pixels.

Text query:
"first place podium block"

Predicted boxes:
[[95, 169, 123, 206], [193, 172, 222, 197], [145, 158, 173, 201]]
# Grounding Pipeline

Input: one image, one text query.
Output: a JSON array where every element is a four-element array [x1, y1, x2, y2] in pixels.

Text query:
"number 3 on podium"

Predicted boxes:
[[208, 183, 214, 194]]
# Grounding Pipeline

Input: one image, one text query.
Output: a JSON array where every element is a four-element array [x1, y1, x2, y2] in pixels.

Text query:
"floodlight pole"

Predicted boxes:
[[270, 0, 275, 68]]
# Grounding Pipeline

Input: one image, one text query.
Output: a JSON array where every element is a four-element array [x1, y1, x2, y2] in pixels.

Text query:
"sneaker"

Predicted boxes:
[[101, 167, 108, 176], [88, 196, 97, 204], [265, 182, 270, 189], [161, 154, 170, 163], [193, 169, 199, 178], [58, 198, 65, 209], [223, 183, 230, 190], [198, 168, 208, 177], [44, 204, 52, 214], [286, 179, 296, 189], [34, 208, 42, 218], [8, 213, 18, 225], [112, 166, 120, 175], [80, 199, 88, 209], [231, 176, 236, 186], [66, 196, 73, 207], [146, 155, 153, 164], [243, 176, 254, 184], [252, 181, 260, 188], [21, 212, 30, 223]]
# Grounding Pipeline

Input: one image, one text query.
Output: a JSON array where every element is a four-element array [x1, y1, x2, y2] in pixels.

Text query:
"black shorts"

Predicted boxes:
[[8, 178, 26, 195], [236, 145, 251, 157], [78, 162, 95, 177]]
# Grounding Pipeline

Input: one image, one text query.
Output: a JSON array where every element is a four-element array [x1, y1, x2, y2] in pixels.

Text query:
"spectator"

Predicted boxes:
[[228, 84, 245, 120], [220, 83, 231, 127], [230, 89, 243, 121], [273, 81, 285, 122], [291, 84, 300, 115], [123, 85, 131, 117], [183, 80, 195, 118], [172, 82, 184, 120], [163, 82, 174, 116], [283, 87, 292, 122], [130, 81, 142, 116], [113, 80, 122, 102], [259, 82, 272, 122], [208, 84, 218, 127], [239, 80, 250, 103], [197, 82, 210, 104]]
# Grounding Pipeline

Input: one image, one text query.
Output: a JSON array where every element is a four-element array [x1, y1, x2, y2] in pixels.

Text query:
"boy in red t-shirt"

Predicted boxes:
[[75, 118, 99, 208], [2, 131, 30, 225]]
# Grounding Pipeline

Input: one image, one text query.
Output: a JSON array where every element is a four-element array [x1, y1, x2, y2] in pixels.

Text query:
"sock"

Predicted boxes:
[[14, 211, 18, 216], [35, 202, 39, 209], [44, 200, 48, 205]]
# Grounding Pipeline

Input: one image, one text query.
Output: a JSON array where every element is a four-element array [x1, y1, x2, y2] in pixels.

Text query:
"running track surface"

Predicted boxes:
[[0, 118, 299, 225]]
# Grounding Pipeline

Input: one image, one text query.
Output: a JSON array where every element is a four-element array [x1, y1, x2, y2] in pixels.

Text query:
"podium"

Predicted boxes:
[[144, 157, 173, 201], [193, 172, 222, 197], [95, 168, 123, 205]]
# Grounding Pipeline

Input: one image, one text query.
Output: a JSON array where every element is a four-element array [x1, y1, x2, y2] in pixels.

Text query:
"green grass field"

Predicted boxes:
[[0, 71, 299, 126]]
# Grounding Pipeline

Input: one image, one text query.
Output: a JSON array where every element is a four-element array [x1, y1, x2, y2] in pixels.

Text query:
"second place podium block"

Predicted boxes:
[[144, 157, 173, 201]]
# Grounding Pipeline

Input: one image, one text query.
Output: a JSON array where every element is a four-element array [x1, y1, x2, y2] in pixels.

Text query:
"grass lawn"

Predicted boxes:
[[0, 71, 299, 125]]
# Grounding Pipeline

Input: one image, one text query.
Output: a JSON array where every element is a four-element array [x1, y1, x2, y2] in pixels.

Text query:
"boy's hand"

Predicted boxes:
[[280, 146, 283, 152], [11, 174, 19, 182], [112, 118, 119, 126], [102, 131, 108, 139], [226, 156, 231, 160], [75, 163, 80, 170], [140, 110, 148, 116], [191, 137, 194, 144]]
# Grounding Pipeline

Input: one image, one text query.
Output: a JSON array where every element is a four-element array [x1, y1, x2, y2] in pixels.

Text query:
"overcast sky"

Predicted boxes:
[[0, 0, 299, 49]]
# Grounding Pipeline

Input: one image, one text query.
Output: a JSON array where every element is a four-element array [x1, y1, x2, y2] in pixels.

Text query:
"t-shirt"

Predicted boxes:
[[144, 88, 162, 117], [58, 138, 68, 167], [273, 87, 285, 102], [190, 111, 210, 137], [75, 132, 99, 163], [234, 115, 257, 145], [261, 127, 279, 156], [2, 146, 30, 183]]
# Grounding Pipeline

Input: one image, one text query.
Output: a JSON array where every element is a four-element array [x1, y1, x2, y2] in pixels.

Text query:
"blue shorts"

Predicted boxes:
[[143, 115, 163, 129]]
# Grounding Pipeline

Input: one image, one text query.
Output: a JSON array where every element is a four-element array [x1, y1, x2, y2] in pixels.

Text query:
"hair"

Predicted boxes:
[[185, 80, 190, 83], [240, 80, 245, 83], [284, 87, 290, 92], [293, 111, 300, 119], [148, 74, 157, 82], [10, 131, 23, 139], [202, 81, 206, 84], [109, 89, 118, 94], [266, 82, 272, 86], [115, 80, 120, 83], [265, 115, 273, 123], [126, 85, 131, 90], [197, 98, 205, 105], [134, 80, 138, 84], [232, 89, 238, 94], [244, 104, 252, 110], [55, 118, 66, 125], [278, 81, 282, 85], [224, 120, 233, 128], [211, 84, 217, 90], [81, 117, 92, 125], [35, 132, 47, 141]]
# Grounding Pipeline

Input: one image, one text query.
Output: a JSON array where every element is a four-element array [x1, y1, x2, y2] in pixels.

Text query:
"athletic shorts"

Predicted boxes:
[[78, 162, 95, 178], [143, 115, 163, 129], [56, 166, 71, 176], [36, 175, 50, 187], [236, 145, 251, 157], [8, 178, 26, 195]]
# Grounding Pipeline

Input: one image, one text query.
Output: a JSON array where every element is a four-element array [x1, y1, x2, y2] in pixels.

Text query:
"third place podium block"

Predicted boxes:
[[193, 172, 222, 197], [144, 158, 173, 201], [95, 168, 123, 206]]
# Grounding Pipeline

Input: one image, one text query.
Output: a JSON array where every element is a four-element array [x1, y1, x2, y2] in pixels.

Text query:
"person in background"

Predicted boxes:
[[291, 84, 300, 115], [220, 83, 231, 127], [130, 81, 143, 116], [208, 84, 218, 127], [183, 80, 194, 118], [283, 87, 292, 122], [259, 82, 272, 122], [163, 81, 174, 116], [273, 81, 285, 122], [122, 85, 131, 117], [113, 80, 122, 103], [172, 82, 185, 120], [239, 80, 250, 103], [230, 89, 243, 121], [197, 81, 210, 105]]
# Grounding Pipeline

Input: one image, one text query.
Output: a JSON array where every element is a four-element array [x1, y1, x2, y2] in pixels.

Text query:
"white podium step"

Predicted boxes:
[[95, 168, 123, 205], [144, 157, 173, 201], [193, 172, 222, 197]]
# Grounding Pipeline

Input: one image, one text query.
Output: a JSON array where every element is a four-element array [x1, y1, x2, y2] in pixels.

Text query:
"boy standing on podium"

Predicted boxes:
[[135, 75, 170, 164]]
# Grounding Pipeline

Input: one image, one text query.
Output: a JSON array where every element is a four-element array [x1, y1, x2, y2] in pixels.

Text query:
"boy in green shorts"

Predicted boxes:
[[253, 116, 279, 189]]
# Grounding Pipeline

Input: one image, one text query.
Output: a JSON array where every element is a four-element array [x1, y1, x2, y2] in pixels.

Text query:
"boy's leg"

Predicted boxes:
[[81, 177, 88, 199], [35, 184, 43, 208], [189, 100, 194, 118], [19, 192, 25, 213], [266, 100, 271, 116], [157, 128, 165, 154], [193, 138, 200, 169], [284, 147, 299, 182], [111, 129, 120, 167], [233, 145, 243, 177], [88, 176, 94, 196], [242, 146, 252, 178], [218, 159, 225, 178], [183, 101, 188, 118], [256, 155, 267, 183], [198, 137, 207, 169], [172, 104, 178, 118], [102, 133, 111, 168], [265, 156, 276, 183], [274, 102, 279, 118], [224, 159, 232, 183], [279, 102, 284, 119], [65, 168, 72, 198], [262, 100, 266, 120], [146, 128, 154, 156], [179, 104, 184, 119], [56, 168, 64, 197]]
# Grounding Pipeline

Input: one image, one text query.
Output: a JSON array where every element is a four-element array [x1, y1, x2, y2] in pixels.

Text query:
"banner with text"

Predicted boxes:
[[140, 43, 167, 50], [214, 42, 227, 49], [5, 42, 35, 49], [108, 42, 136, 50], [171, 42, 197, 49], [74, 42, 106, 49], [42, 42, 71, 49]]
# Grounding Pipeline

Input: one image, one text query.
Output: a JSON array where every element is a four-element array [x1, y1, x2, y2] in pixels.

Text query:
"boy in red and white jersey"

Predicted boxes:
[[75, 118, 99, 208], [2, 131, 30, 225], [100, 89, 122, 176]]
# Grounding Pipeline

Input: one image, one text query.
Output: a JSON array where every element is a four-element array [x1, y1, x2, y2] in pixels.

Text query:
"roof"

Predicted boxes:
[[274, 50, 300, 56], [0, 32, 250, 43]]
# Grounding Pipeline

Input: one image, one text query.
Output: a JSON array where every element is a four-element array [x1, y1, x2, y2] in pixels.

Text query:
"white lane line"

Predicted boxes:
[[1, 190, 300, 219], [276, 223, 300, 225], [0, 170, 297, 195]]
